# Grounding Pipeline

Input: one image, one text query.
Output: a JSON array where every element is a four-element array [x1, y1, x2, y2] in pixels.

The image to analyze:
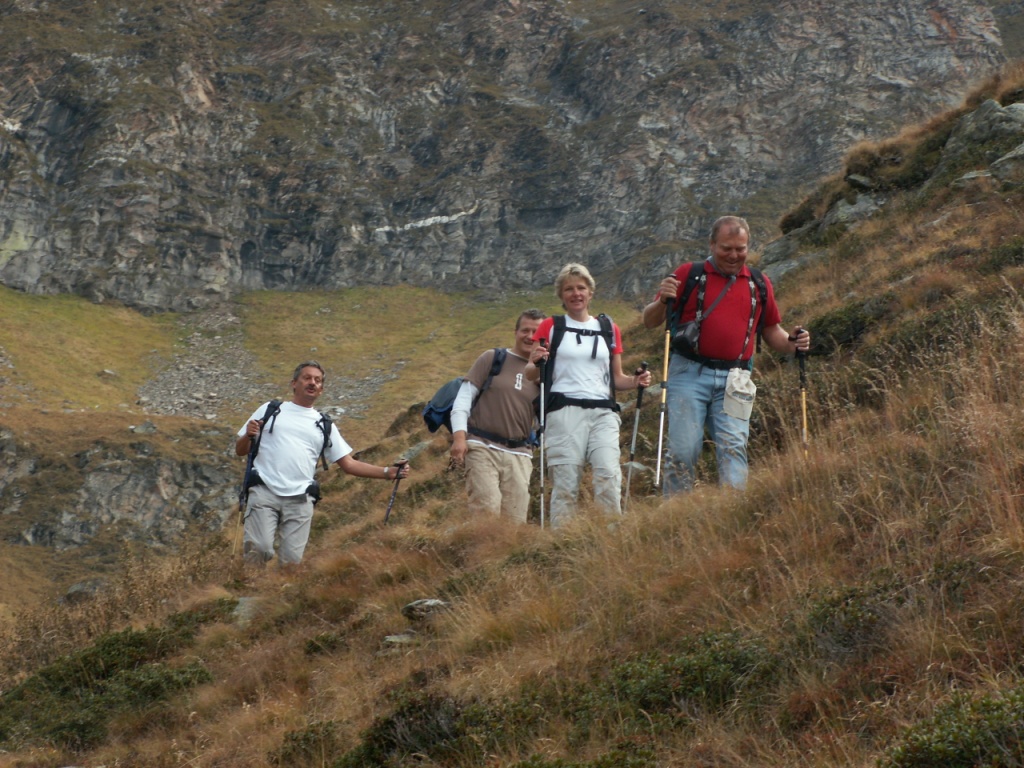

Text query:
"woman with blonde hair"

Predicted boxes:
[[528, 263, 652, 528]]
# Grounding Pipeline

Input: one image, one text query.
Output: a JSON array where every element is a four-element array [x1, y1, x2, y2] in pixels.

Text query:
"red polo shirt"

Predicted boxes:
[[662, 261, 781, 361]]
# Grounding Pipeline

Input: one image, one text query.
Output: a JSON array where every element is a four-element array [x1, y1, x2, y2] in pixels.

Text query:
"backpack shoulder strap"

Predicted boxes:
[[597, 313, 616, 401], [542, 317, 567, 393], [669, 261, 704, 332], [749, 267, 769, 351], [597, 313, 614, 348], [472, 348, 507, 409], [315, 411, 333, 471], [487, 347, 507, 382], [249, 399, 282, 463]]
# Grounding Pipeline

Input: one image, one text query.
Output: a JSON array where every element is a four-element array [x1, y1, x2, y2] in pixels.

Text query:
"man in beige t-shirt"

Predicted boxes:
[[450, 309, 545, 523]]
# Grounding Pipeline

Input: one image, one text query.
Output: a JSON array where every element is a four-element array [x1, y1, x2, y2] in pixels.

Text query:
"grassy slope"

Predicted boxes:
[[5, 68, 1024, 768], [0, 283, 641, 617]]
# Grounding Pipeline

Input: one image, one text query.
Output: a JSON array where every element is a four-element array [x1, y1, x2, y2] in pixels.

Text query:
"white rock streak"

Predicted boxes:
[[373, 202, 480, 236]]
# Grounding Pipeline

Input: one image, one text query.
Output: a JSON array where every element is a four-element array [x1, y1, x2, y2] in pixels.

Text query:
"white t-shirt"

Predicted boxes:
[[238, 401, 351, 496], [549, 316, 615, 400]]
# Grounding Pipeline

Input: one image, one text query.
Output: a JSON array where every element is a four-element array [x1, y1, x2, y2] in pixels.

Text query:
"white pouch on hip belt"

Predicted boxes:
[[723, 368, 756, 420]]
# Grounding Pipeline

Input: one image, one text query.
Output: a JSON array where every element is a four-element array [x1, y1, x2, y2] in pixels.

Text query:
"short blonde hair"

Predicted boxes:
[[554, 263, 596, 298]]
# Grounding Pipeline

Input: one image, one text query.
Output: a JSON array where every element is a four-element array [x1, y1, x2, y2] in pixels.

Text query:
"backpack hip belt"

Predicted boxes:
[[545, 392, 619, 414], [677, 348, 752, 371], [467, 426, 532, 449]]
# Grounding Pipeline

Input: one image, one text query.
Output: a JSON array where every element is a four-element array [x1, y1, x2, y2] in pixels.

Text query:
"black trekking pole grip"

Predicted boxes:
[[634, 361, 649, 409], [383, 460, 409, 525], [790, 326, 809, 456], [791, 326, 808, 389]]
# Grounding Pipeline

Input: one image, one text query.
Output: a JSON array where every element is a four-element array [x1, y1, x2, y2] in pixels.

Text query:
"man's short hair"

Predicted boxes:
[[554, 263, 596, 297], [292, 360, 325, 382], [709, 215, 750, 243], [515, 308, 547, 330]]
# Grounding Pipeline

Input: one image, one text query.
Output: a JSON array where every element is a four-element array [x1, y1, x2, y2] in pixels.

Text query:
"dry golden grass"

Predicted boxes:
[[7, 290, 1024, 768]]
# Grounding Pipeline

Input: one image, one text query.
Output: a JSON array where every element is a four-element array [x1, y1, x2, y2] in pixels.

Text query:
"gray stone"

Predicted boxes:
[[401, 598, 451, 623], [990, 143, 1024, 186]]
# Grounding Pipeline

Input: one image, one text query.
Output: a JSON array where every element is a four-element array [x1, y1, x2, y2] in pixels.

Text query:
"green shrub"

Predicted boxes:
[[605, 631, 779, 716], [803, 579, 908, 661], [510, 743, 658, 768], [881, 687, 1024, 768], [333, 692, 468, 767], [273, 720, 341, 767], [0, 623, 214, 750], [980, 237, 1024, 275], [811, 293, 897, 355], [305, 632, 348, 656]]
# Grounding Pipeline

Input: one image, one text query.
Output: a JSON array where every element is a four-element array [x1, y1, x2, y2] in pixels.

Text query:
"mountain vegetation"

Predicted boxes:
[[4, 62, 1024, 767]]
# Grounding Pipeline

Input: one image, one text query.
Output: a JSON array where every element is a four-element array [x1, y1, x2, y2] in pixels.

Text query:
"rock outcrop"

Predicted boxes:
[[0, 0, 1006, 311], [1, 427, 236, 552]]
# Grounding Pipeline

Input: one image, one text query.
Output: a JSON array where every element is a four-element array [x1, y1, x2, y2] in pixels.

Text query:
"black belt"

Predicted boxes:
[[677, 348, 749, 371], [468, 426, 531, 449], [545, 392, 620, 414]]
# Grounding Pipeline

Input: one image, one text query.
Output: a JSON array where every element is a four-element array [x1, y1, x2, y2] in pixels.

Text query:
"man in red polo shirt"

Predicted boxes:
[[642, 216, 810, 494]]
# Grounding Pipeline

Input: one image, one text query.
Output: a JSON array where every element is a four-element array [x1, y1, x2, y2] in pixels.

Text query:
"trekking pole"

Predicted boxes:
[[654, 325, 672, 488], [794, 327, 809, 458], [623, 361, 649, 512], [537, 340, 547, 529], [233, 435, 258, 557], [383, 459, 409, 524]]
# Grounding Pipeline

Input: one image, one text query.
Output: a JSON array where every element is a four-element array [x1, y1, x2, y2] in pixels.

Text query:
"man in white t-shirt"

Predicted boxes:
[[235, 361, 410, 566]]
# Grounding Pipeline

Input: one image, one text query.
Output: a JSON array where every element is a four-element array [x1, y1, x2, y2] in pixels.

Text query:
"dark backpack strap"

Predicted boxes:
[[542, 316, 567, 396], [315, 412, 333, 471], [472, 348, 507, 409], [597, 313, 616, 402], [749, 267, 769, 352], [669, 261, 703, 334], [250, 399, 282, 462]]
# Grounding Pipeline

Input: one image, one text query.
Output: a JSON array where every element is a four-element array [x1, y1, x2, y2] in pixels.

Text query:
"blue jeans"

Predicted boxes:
[[663, 354, 750, 494]]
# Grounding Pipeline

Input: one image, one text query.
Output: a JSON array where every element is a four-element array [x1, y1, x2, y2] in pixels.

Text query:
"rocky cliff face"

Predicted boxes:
[[0, 426, 236, 553], [0, 0, 1006, 310]]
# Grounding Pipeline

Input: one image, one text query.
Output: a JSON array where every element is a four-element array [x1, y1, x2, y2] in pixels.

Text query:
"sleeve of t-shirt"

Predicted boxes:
[[465, 349, 496, 388], [326, 423, 353, 464], [449, 379, 478, 434], [612, 323, 624, 355]]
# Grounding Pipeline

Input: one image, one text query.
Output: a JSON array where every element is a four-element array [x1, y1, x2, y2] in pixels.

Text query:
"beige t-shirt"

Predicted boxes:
[[465, 349, 539, 455]]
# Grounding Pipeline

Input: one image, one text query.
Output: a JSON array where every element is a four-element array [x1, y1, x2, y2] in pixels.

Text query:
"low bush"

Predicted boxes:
[[0, 605, 228, 751], [881, 687, 1024, 768]]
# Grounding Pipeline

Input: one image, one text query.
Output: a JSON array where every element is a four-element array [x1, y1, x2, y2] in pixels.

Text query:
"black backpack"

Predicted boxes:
[[422, 348, 507, 434], [540, 313, 617, 406], [669, 261, 770, 351]]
